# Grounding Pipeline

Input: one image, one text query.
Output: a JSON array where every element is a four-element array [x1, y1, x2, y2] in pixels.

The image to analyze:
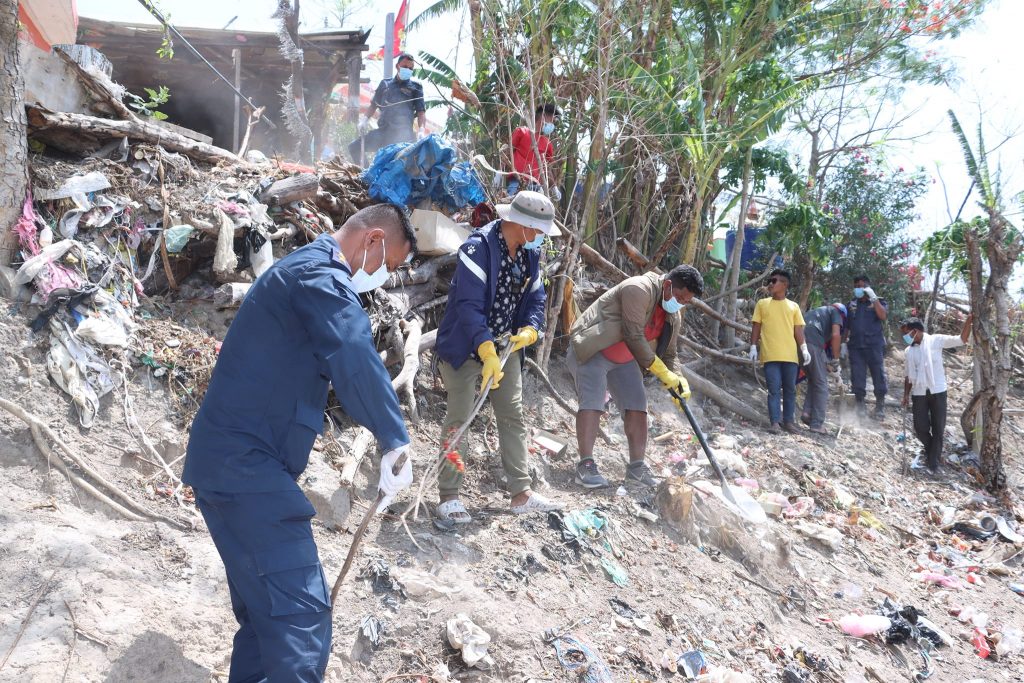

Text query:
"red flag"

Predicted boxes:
[[366, 1, 410, 61]]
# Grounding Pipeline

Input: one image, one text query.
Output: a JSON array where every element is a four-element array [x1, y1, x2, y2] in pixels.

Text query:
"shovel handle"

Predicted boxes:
[[668, 387, 739, 507]]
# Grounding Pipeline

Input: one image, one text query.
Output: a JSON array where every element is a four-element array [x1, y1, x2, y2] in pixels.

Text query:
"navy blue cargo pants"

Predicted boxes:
[[195, 486, 332, 682], [848, 345, 887, 403]]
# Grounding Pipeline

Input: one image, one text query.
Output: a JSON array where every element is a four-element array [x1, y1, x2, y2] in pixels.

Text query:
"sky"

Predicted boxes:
[[77, 0, 1024, 252]]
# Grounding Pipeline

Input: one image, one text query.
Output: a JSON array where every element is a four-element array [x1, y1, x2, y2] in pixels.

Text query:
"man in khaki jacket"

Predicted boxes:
[[567, 265, 704, 488]]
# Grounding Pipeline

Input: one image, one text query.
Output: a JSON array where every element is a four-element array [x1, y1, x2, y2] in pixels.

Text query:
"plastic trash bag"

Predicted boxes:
[[363, 134, 487, 212]]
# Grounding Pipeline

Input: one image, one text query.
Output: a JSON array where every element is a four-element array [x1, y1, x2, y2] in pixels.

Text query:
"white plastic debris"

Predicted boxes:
[[446, 612, 492, 668], [792, 521, 843, 550]]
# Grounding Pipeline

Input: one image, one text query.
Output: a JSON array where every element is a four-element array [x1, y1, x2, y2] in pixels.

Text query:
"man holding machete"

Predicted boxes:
[[182, 204, 417, 682], [567, 265, 705, 489]]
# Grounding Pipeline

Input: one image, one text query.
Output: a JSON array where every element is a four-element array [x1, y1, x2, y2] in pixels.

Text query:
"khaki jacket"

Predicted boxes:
[[570, 271, 680, 369]]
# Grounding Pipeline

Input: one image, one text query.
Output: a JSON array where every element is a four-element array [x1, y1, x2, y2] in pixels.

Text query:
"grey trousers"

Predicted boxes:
[[801, 345, 830, 428]]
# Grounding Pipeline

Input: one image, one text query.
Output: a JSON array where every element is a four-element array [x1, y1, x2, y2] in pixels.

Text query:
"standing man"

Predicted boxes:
[[845, 274, 889, 419], [348, 53, 427, 165], [568, 265, 703, 489], [433, 191, 563, 523], [509, 104, 560, 199], [749, 269, 810, 434], [183, 204, 417, 682], [800, 303, 847, 433], [900, 315, 972, 473]]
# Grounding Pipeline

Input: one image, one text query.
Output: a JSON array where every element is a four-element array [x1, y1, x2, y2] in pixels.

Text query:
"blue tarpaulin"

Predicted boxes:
[[362, 135, 486, 212]]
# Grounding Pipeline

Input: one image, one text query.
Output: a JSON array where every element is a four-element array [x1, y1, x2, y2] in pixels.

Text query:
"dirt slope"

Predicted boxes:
[[0, 298, 1022, 683]]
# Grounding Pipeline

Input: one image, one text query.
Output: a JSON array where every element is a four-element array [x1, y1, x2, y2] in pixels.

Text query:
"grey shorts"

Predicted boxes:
[[566, 345, 648, 413]]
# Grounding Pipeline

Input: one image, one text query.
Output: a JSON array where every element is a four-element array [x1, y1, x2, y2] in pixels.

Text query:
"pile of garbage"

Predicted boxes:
[[7, 132, 490, 427]]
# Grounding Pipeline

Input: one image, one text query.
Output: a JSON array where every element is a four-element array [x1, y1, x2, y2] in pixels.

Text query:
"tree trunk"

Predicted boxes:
[[26, 106, 241, 165], [723, 146, 753, 348], [0, 0, 28, 264]]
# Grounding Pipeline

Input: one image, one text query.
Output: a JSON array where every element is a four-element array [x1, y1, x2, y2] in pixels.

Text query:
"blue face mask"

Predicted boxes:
[[397, 67, 413, 81], [662, 293, 683, 314], [522, 229, 545, 251], [854, 287, 865, 299], [542, 122, 555, 135], [902, 332, 915, 345]]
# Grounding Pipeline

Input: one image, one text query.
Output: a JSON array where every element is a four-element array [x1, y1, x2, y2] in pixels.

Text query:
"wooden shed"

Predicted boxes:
[[76, 17, 369, 157]]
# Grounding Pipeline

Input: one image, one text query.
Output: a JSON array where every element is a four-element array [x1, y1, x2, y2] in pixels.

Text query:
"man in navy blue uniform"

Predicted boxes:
[[348, 53, 427, 164], [432, 191, 563, 523], [183, 203, 417, 682], [844, 274, 889, 420]]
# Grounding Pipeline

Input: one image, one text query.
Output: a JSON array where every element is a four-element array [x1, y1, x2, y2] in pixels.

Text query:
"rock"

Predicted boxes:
[[301, 453, 351, 529]]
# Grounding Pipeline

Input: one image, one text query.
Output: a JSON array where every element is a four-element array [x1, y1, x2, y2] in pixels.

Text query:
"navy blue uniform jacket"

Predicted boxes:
[[435, 220, 546, 369], [183, 234, 409, 493]]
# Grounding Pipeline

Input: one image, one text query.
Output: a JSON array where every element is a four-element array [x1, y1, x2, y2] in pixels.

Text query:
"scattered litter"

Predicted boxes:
[[913, 571, 962, 589], [792, 521, 843, 550], [550, 633, 613, 683], [839, 614, 891, 637], [678, 649, 708, 678], [601, 557, 629, 586], [695, 665, 753, 683], [393, 567, 464, 600], [446, 612, 493, 668], [1009, 583, 1024, 597]]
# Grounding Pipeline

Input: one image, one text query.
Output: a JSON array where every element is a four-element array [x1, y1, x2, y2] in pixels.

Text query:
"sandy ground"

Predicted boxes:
[[1, 296, 1023, 683]]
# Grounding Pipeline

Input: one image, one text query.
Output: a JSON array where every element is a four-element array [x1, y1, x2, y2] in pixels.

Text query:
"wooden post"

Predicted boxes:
[[383, 12, 395, 79], [232, 48, 241, 153], [346, 50, 361, 123]]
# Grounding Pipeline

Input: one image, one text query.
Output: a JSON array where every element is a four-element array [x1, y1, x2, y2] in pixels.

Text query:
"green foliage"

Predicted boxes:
[[127, 86, 171, 121], [763, 152, 927, 317], [721, 146, 802, 195], [920, 218, 976, 282]]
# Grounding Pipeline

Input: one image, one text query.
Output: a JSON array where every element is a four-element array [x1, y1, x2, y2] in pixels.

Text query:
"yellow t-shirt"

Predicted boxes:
[[752, 297, 805, 363]]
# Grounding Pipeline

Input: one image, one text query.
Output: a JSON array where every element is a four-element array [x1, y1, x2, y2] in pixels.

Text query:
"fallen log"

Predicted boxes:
[[616, 237, 655, 273], [580, 243, 628, 284], [261, 173, 319, 206], [26, 105, 242, 166], [678, 335, 756, 366], [418, 328, 437, 354], [686, 298, 752, 335], [679, 366, 767, 426]]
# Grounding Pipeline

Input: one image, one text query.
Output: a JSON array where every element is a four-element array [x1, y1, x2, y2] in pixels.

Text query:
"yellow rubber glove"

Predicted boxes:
[[478, 340, 504, 390], [649, 356, 691, 401], [509, 326, 539, 353]]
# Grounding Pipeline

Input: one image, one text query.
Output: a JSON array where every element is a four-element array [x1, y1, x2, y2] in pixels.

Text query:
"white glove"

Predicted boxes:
[[358, 115, 369, 134], [550, 185, 563, 202], [748, 344, 759, 362], [377, 444, 413, 513], [863, 286, 877, 302], [800, 343, 811, 366], [840, 342, 848, 360]]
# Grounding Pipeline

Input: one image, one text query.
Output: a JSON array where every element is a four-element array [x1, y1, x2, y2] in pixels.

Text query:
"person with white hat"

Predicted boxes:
[[433, 191, 564, 523]]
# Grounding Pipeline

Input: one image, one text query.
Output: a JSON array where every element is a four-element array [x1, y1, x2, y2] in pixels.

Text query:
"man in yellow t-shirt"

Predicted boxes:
[[749, 269, 810, 434]]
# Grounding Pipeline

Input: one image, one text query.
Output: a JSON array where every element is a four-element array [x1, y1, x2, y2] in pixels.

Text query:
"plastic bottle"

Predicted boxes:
[[839, 614, 892, 637]]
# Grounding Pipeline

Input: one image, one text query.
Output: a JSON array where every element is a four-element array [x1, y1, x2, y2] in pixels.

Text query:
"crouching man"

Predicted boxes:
[[567, 265, 704, 489]]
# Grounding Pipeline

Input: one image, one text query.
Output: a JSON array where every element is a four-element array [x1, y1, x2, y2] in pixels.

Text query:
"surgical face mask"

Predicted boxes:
[[662, 294, 683, 314], [350, 241, 389, 293], [541, 122, 555, 135], [902, 332, 916, 345], [522, 229, 545, 251], [397, 67, 413, 81], [854, 287, 865, 299]]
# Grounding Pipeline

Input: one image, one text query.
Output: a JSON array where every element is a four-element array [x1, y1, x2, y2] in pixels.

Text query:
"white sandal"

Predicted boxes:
[[511, 492, 564, 515], [436, 499, 473, 524]]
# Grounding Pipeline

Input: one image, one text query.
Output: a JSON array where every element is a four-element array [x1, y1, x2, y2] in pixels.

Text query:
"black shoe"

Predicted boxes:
[[625, 461, 658, 487], [574, 459, 610, 489], [855, 400, 868, 418], [873, 403, 885, 420], [767, 423, 782, 434]]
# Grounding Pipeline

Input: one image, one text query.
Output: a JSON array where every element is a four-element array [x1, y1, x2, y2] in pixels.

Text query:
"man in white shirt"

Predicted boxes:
[[900, 314, 973, 472]]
